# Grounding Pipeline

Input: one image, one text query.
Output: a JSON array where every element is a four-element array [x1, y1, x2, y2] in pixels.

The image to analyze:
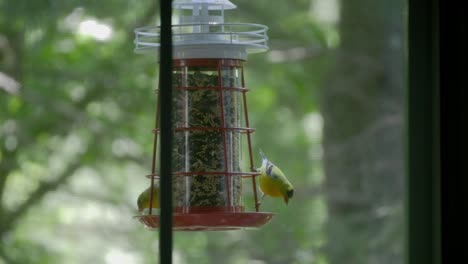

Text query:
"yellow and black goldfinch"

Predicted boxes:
[[137, 184, 160, 213], [257, 150, 294, 206]]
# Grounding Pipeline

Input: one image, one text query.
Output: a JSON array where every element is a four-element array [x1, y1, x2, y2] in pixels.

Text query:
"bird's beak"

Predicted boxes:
[[284, 196, 289, 205]]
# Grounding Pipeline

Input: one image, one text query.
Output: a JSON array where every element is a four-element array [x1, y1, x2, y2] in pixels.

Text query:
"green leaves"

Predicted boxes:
[[1, 1, 334, 263]]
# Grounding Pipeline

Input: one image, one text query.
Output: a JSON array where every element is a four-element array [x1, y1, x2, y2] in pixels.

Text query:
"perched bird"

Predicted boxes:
[[137, 183, 160, 213], [257, 150, 294, 205]]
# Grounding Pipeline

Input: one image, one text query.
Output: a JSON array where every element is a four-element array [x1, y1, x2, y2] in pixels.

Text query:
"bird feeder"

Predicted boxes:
[[134, 0, 273, 231]]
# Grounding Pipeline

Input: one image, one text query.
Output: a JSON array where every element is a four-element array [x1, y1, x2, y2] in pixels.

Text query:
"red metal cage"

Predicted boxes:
[[135, 58, 274, 231]]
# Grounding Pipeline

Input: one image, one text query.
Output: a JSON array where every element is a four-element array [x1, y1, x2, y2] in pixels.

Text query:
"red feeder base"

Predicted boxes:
[[134, 212, 275, 231]]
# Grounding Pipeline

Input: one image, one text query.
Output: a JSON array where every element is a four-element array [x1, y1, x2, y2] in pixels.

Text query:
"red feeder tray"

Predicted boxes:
[[134, 212, 275, 231]]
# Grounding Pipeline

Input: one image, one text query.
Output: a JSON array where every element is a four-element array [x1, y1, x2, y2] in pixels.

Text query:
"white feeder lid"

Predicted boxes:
[[134, 0, 268, 59], [173, 0, 236, 10]]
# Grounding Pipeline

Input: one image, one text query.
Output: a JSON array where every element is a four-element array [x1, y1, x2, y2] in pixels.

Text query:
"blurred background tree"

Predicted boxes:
[[0, 0, 404, 263], [320, 0, 404, 263]]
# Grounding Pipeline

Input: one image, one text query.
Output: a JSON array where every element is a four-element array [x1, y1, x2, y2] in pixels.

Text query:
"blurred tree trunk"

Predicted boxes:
[[320, 0, 405, 263]]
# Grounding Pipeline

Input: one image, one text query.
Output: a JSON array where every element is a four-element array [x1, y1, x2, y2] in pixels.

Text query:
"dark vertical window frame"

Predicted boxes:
[[159, 0, 173, 263], [407, 0, 440, 263], [439, 1, 467, 263]]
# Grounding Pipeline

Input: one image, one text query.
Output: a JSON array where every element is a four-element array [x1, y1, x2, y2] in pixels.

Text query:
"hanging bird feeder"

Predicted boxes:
[[134, 0, 273, 231]]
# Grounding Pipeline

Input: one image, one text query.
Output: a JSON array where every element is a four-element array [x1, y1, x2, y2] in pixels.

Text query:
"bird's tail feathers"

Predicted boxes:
[[259, 149, 267, 161], [259, 149, 269, 168]]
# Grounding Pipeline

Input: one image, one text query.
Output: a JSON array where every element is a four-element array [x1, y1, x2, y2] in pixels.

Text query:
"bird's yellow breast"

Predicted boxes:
[[138, 187, 160, 211], [259, 174, 284, 197], [143, 195, 160, 209]]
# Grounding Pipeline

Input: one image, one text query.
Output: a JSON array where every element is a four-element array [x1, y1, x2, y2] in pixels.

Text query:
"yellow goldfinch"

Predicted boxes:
[[137, 183, 160, 213], [257, 150, 294, 205]]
